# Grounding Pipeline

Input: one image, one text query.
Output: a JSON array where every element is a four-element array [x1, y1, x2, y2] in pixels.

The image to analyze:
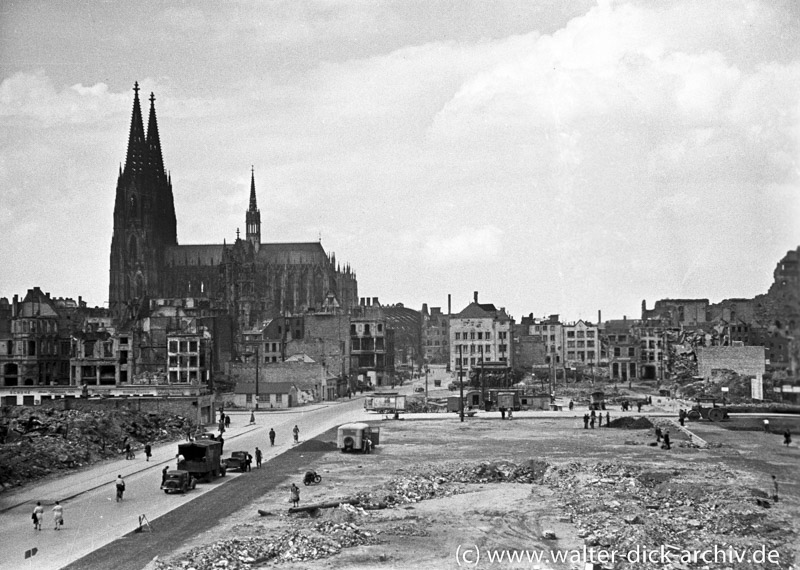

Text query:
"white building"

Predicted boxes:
[[449, 293, 514, 378]]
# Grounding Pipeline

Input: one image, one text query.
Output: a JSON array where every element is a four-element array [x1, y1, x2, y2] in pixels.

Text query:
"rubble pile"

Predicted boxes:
[[607, 416, 654, 429], [355, 460, 549, 506], [154, 520, 382, 570], [543, 461, 795, 569], [0, 407, 191, 490]]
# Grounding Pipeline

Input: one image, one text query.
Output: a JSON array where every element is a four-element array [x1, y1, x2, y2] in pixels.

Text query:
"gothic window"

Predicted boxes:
[[128, 236, 138, 262], [129, 194, 137, 217]]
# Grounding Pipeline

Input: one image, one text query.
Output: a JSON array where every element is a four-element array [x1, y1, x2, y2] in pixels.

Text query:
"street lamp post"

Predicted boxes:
[[255, 344, 259, 411]]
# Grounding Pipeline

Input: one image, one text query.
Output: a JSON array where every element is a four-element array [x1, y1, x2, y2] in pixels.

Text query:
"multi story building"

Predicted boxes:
[[350, 300, 394, 387], [602, 319, 639, 383], [449, 293, 514, 380], [422, 305, 450, 366], [167, 332, 210, 385], [562, 320, 600, 367]]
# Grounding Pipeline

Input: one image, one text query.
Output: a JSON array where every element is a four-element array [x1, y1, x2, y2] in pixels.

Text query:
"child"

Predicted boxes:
[[290, 483, 300, 507]]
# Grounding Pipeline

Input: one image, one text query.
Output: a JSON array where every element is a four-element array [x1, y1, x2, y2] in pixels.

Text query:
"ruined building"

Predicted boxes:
[[108, 84, 358, 344]]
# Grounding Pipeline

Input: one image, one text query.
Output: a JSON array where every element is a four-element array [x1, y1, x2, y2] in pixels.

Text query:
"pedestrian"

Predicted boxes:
[[293, 425, 300, 443], [663, 430, 671, 450], [144, 443, 152, 462], [52, 500, 63, 530], [568, 399, 574, 411], [218, 435, 224, 453], [219, 419, 225, 434], [679, 409, 686, 427], [290, 483, 300, 507], [255, 447, 262, 468], [269, 428, 276, 446], [185, 426, 192, 441], [763, 418, 770, 433], [124, 442, 133, 460], [507, 408, 513, 420], [598, 413, 603, 427], [249, 411, 255, 425], [225, 414, 231, 429], [365, 436, 372, 454], [162, 466, 169, 485], [115, 475, 125, 502], [772, 475, 779, 502], [637, 401, 642, 413], [176, 452, 185, 468], [583, 413, 589, 429], [784, 429, 792, 447], [606, 412, 610, 426], [32, 501, 44, 530], [500, 407, 506, 420], [246, 452, 253, 472]]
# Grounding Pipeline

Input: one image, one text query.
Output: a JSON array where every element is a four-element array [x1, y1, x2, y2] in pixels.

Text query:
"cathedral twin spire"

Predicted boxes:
[[246, 166, 261, 252]]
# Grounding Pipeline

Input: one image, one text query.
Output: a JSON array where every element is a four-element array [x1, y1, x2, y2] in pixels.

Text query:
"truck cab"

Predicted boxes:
[[337, 422, 376, 453]]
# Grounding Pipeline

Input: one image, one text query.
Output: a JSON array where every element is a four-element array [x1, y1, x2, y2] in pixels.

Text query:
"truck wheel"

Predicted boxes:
[[687, 410, 701, 421]]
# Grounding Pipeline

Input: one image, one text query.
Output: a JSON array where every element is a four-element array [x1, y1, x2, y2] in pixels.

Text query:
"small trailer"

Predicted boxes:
[[364, 392, 406, 414]]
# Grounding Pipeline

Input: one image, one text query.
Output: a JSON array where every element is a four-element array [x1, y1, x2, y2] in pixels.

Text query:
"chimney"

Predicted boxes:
[[12, 294, 18, 317], [422, 303, 428, 315], [448, 294, 451, 316], [372, 297, 379, 307], [474, 291, 478, 303], [623, 315, 627, 322], [360, 297, 365, 306], [598, 310, 601, 325]]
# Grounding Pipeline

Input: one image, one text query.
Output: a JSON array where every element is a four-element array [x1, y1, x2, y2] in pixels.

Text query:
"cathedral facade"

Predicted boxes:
[[109, 84, 358, 330]]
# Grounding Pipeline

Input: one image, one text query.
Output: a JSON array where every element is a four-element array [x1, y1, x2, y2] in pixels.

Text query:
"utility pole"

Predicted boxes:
[[458, 344, 464, 422], [255, 343, 259, 410]]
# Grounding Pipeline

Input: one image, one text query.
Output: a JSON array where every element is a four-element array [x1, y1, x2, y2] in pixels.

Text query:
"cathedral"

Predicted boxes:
[[109, 83, 358, 328]]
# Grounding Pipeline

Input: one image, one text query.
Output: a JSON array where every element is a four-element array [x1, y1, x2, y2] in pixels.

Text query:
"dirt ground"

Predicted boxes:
[[155, 414, 800, 570]]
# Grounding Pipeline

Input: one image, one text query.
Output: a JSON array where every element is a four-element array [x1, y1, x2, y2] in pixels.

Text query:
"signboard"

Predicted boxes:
[[721, 387, 729, 392]]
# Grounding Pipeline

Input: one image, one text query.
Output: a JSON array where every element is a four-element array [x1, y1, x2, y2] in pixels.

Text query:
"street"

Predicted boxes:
[[0, 398, 371, 570]]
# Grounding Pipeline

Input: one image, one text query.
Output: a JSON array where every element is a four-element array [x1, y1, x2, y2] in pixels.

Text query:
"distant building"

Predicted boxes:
[[422, 304, 450, 365], [350, 300, 394, 387], [449, 292, 514, 380]]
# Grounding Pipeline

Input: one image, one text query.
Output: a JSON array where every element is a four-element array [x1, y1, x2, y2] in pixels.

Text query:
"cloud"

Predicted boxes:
[[422, 226, 503, 267]]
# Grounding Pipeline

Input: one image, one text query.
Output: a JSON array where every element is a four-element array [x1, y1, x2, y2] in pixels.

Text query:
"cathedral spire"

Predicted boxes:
[[249, 166, 258, 210], [123, 82, 146, 178], [246, 166, 261, 252], [146, 92, 165, 178]]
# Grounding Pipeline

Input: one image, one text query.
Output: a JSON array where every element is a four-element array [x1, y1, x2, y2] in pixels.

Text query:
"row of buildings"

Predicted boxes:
[[1, 86, 797, 408]]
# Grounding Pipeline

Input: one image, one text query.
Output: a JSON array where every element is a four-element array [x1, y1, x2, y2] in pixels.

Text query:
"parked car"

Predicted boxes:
[[414, 386, 425, 393], [161, 470, 197, 494], [224, 451, 250, 472]]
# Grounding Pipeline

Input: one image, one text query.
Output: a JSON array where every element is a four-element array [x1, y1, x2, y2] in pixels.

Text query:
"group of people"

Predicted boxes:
[[31, 500, 63, 531], [583, 409, 610, 429], [654, 426, 671, 449]]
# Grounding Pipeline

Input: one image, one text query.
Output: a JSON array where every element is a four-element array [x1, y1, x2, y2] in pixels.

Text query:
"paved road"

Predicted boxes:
[[0, 398, 372, 570]]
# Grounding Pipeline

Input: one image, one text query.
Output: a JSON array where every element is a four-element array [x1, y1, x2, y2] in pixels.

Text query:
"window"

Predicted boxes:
[[567, 331, 575, 338], [577, 331, 585, 338], [577, 341, 585, 348], [477, 332, 483, 340], [378, 324, 383, 332], [628, 347, 636, 357], [486, 332, 491, 340], [587, 331, 595, 338], [470, 332, 475, 340], [567, 340, 575, 348], [169, 355, 177, 367], [587, 340, 595, 348], [364, 324, 371, 335], [614, 347, 621, 357], [455, 332, 461, 340], [190, 341, 198, 352]]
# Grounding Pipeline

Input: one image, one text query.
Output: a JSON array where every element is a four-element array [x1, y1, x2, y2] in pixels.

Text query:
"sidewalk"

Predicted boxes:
[[0, 417, 260, 514]]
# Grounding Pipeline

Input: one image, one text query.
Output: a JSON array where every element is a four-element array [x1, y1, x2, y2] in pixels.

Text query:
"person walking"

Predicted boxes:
[[269, 428, 276, 446], [655, 426, 663, 443], [679, 409, 686, 427], [162, 466, 169, 485], [589, 414, 595, 429], [124, 442, 134, 460], [663, 430, 671, 450], [290, 483, 300, 507], [246, 452, 253, 472], [250, 411, 256, 425], [225, 414, 231, 429], [763, 418, 770, 433], [598, 413, 603, 427], [218, 435, 224, 453], [605, 412, 610, 426], [115, 475, 126, 502], [568, 399, 574, 411], [52, 501, 63, 530], [32, 501, 44, 531], [144, 443, 152, 462], [784, 429, 792, 447], [583, 413, 589, 429], [293, 425, 300, 444], [255, 447, 262, 468]]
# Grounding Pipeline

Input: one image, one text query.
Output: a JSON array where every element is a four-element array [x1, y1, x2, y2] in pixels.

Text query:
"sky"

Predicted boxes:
[[1, 0, 799, 322]]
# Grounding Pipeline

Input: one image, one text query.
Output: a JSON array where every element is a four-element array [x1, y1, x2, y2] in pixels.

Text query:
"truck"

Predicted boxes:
[[364, 392, 406, 414], [337, 423, 379, 453], [177, 440, 226, 482]]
